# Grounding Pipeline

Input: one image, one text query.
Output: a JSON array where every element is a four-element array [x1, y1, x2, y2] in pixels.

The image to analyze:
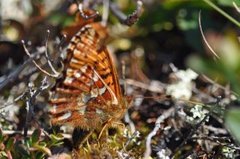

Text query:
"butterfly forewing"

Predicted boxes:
[[50, 23, 126, 129]]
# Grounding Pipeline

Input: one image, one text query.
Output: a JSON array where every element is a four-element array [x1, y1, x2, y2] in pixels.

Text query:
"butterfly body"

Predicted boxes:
[[50, 21, 130, 130]]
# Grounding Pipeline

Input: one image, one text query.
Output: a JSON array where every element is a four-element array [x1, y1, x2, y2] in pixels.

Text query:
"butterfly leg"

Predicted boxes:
[[98, 118, 113, 140]]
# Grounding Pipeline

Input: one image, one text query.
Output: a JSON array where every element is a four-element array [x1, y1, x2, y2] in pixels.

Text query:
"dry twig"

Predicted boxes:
[[144, 107, 175, 158], [110, 0, 143, 26]]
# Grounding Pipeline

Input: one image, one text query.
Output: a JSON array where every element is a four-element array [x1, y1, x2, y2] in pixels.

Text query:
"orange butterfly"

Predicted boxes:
[[49, 13, 131, 130]]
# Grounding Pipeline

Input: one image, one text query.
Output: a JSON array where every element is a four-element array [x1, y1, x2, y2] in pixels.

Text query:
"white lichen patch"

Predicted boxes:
[[166, 69, 198, 100]]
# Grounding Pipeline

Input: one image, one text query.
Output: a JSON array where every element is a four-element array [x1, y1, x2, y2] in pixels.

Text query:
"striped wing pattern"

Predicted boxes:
[[50, 23, 127, 129]]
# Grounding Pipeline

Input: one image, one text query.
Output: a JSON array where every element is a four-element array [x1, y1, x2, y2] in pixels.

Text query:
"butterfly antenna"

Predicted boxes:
[[22, 31, 60, 78]]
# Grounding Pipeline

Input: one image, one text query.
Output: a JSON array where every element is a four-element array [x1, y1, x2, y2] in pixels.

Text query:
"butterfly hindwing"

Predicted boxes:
[[50, 23, 125, 129]]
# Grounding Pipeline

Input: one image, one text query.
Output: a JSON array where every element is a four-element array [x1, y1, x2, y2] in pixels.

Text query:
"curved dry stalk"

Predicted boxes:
[[198, 11, 220, 60], [44, 30, 61, 76], [22, 40, 60, 78]]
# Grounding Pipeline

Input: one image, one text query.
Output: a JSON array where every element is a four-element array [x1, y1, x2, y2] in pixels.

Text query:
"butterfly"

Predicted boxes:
[[49, 13, 131, 131]]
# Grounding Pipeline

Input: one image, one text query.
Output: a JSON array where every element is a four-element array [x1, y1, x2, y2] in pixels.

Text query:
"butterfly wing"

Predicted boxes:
[[50, 23, 123, 129]]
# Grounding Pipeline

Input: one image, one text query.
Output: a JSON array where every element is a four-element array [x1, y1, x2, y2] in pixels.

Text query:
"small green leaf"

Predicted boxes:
[[217, 0, 240, 6], [0, 129, 4, 142], [6, 138, 15, 150], [0, 151, 7, 157], [35, 152, 45, 159], [15, 144, 30, 157], [33, 144, 52, 156], [225, 108, 240, 142], [48, 134, 64, 147], [50, 134, 64, 142], [31, 129, 42, 144]]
